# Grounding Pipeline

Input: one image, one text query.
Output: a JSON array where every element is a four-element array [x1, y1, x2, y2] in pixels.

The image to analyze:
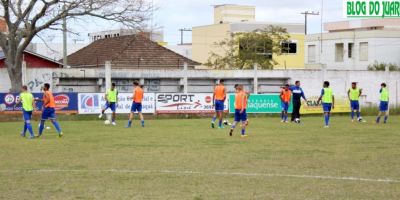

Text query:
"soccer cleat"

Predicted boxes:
[[20, 132, 26, 138], [98, 114, 103, 119], [111, 122, 117, 126], [218, 126, 225, 129], [241, 135, 249, 138], [211, 122, 215, 129], [28, 135, 35, 139], [125, 125, 131, 128], [36, 133, 42, 138], [58, 132, 63, 138], [324, 126, 330, 128], [229, 129, 233, 136], [281, 120, 285, 123]]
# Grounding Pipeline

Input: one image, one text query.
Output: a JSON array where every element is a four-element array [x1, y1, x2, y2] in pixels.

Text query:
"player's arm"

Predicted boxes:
[[116, 91, 119, 103], [240, 94, 245, 113], [347, 89, 351, 101], [317, 89, 324, 104], [359, 89, 362, 98], [212, 89, 216, 106], [32, 97, 37, 112], [280, 90, 284, 101], [223, 88, 227, 102], [332, 95, 335, 109], [105, 92, 109, 102], [301, 88, 307, 101]]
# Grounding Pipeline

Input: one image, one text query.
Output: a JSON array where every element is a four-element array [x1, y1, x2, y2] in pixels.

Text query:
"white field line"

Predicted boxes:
[[0, 169, 399, 183]]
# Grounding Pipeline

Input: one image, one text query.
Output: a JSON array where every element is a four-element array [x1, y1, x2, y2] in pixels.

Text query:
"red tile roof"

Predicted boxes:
[[65, 34, 200, 68]]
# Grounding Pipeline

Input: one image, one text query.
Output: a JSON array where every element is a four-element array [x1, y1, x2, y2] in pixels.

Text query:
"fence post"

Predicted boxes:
[[253, 63, 258, 94], [22, 60, 27, 85], [105, 61, 111, 90], [183, 62, 188, 93]]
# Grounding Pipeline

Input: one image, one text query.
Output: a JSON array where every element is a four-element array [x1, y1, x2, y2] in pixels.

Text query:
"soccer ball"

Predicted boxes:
[[46, 126, 51, 130], [294, 118, 301, 124], [223, 120, 231, 126], [104, 120, 111, 125]]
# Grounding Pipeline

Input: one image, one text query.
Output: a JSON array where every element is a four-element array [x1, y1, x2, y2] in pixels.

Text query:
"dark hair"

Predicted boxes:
[[352, 82, 357, 85], [381, 83, 387, 87], [133, 81, 139, 86], [234, 84, 239, 89], [44, 83, 50, 89], [22, 85, 28, 90], [285, 84, 290, 87], [324, 81, 330, 87], [295, 81, 300, 84], [111, 83, 116, 87], [219, 79, 225, 84]]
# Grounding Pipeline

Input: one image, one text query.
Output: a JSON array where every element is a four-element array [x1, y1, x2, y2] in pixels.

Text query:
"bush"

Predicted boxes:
[[368, 61, 400, 71]]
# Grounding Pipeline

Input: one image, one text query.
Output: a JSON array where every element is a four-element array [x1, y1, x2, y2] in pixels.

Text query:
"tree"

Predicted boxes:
[[205, 25, 290, 70], [0, 0, 151, 92]]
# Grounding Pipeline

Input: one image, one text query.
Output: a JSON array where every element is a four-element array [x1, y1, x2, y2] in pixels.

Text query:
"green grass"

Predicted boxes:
[[1, 116, 400, 199]]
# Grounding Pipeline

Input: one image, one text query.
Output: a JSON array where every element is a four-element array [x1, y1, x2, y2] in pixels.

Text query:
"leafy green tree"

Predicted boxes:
[[205, 25, 290, 70]]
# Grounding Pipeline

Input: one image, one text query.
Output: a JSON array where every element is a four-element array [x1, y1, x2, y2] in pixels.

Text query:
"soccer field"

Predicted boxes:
[[1, 116, 400, 199]]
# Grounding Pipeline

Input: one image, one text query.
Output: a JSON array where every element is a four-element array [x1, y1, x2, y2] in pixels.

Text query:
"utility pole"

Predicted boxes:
[[62, 5, 67, 68], [178, 28, 192, 45], [300, 11, 319, 35]]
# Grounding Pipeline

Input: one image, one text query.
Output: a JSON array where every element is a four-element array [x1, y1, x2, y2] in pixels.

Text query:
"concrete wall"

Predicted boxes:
[[1, 68, 399, 107]]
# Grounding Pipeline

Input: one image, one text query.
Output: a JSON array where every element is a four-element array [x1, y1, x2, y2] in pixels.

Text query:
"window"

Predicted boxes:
[[335, 43, 344, 62], [281, 41, 297, 54], [348, 43, 354, 58], [308, 45, 316, 63], [359, 42, 368, 61]]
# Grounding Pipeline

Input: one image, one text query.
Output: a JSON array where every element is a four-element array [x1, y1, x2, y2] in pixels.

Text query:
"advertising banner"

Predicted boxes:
[[300, 95, 351, 114], [229, 94, 292, 113], [78, 93, 155, 114], [0, 93, 78, 112], [156, 93, 228, 114]]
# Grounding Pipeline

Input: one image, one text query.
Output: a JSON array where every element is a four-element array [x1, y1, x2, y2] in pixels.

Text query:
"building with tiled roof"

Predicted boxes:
[[65, 34, 200, 68]]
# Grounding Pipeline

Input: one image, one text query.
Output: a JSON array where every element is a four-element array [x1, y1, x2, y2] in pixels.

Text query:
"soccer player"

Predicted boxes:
[[211, 79, 226, 129], [347, 82, 363, 122], [14, 85, 36, 139], [126, 81, 145, 128], [280, 84, 292, 123], [290, 81, 307, 123], [35, 83, 63, 137], [317, 81, 335, 128], [229, 85, 248, 138], [98, 83, 118, 126], [376, 83, 389, 124]]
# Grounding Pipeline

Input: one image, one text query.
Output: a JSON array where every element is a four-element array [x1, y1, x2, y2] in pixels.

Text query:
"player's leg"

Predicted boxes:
[[126, 112, 134, 128], [384, 111, 389, 124], [229, 110, 240, 136], [291, 101, 299, 122], [21, 111, 28, 137], [48, 109, 62, 137], [240, 111, 248, 138], [25, 111, 35, 139], [350, 101, 355, 121], [376, 111, 382, 123], [376, 102, 386, 124], [211, 112, 217, 128], [138, 112, 144, 127], [38, 119, 46, 137]]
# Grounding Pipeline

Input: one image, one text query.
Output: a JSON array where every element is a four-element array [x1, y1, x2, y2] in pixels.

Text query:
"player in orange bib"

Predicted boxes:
[[211, 79, 226, 129], [126, 81, 145, 128], [35, 83, 63, 138], [280, 84, 292, 123], [229, 85, 249, 138]]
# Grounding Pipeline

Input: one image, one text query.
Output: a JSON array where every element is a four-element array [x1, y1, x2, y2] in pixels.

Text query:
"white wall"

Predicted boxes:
[[1, 68, 399, 108]]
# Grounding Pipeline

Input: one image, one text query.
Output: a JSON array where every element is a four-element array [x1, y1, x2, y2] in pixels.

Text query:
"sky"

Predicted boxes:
[[46, 0, 345, 45]]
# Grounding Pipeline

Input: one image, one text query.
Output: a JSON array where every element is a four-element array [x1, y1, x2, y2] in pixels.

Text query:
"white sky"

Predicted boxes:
[[47, 0, 345, 45]]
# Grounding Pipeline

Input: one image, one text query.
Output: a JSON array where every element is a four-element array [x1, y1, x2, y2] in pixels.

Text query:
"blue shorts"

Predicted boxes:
[[380, 101, 389, 112], [322, 103, 332, 112], [281, 102, 289, 112], [131, 102, 142, 112], [350, 100, 360, 110], [234, 109, 247, 122], [104, 102, 116, 112], [215, 100, 225, 111], [42, 107, 56, 120], [23, 110, 32, 121]]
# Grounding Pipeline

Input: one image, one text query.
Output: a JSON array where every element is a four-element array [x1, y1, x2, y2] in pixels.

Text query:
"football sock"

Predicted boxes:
[[376, 116, 381, 123], [23, 122, 27, 135], [141, 120, 145, 127], [384, 116, 388, 123], [324, 115, 329, 126], [51, 121, 62, 133], [39, 121, 45, 135], [26, 123, 34, 137], [241, 128, 245, 135], [351, 111, 354, 119], [127, 120, 132, 127]]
